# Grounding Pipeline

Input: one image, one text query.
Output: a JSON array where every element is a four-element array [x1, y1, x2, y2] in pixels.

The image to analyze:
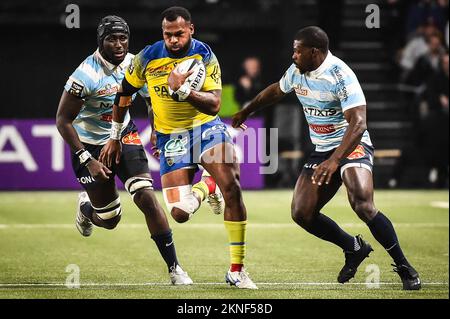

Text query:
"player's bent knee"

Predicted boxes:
[[163, 185, 200, 222], [351, 200, 376, 222], [291, 206, 315, 227], [125, 176, 153, 200], [92, 197, 122, 229], [98, 214, 122, 229]]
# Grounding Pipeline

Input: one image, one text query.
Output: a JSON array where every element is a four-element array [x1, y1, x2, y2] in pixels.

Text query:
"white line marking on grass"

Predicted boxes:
[[431, 201, 449, 209], [0, 282, 447, 288], [0, 223, 448, 230]]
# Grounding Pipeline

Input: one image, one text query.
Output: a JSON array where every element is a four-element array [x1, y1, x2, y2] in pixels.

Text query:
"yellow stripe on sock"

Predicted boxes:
[[224, 220, 247, 265], [192, 180, 209, 202]]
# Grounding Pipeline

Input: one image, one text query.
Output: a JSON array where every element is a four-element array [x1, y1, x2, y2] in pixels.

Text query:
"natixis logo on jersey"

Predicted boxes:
[[303, 107, 338, 117]]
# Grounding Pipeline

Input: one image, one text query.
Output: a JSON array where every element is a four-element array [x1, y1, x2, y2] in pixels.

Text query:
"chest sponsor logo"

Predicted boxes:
[[309, 124, 336, 134], [100, 114, 112, 122], [122, 131, 142, 145], [153, 85, 171, 99], [294, 86, 308, 96], [99, 102, 113, 110], [97, 84, 119, 96], [148, 64, 175, 77], [303, 107, 338, 117], [347, 145, 366, 160]]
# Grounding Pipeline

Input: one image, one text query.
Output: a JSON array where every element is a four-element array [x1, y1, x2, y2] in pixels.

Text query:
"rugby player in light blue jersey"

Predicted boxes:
[[56, 15, 192, 285], [232, 26, 421, 290]]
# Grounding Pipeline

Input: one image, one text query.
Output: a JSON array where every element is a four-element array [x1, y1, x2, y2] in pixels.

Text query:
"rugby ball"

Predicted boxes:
[[168, 58, 206, 101]]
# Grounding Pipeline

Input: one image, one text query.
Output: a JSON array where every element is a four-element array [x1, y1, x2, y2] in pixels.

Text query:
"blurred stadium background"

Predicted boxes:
[[0, 0, 448, 299], [1, 0, 448, 189]]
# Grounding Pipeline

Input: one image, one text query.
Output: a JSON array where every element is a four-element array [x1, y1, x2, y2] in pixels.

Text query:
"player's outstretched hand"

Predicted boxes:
[[99, 139, 122, 168], [168, 67, 194, 91], [231, 110, 248, 129], [86, 159, 111, 182], [312, 157, 340, 186]]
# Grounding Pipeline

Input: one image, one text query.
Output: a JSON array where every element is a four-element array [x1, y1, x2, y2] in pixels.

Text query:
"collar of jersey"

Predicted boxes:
[[94, 49, 127, 72], [308, 50, 333, 79]]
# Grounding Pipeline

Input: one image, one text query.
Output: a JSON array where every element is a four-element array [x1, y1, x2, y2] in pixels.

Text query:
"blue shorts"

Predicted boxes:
[[156, 117, 233, 176]]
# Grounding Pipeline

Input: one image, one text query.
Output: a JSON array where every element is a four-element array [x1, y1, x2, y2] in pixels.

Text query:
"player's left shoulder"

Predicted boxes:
[[121, 52, 135, 67], [328, 54, 359, 81], [191, 38, 216, 64]]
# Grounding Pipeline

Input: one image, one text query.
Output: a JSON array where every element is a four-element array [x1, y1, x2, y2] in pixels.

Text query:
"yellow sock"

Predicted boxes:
[[192, 180, 209, 202], [224, 220, 247, 266]]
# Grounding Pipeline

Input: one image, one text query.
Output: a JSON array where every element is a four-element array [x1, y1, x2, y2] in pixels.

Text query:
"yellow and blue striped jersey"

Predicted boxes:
[[125, 38, 222, 133]]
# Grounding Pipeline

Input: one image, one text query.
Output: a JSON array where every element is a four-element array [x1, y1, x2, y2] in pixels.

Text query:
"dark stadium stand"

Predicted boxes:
[[1, 0, 446, 188], [339, 0, 414, 187]]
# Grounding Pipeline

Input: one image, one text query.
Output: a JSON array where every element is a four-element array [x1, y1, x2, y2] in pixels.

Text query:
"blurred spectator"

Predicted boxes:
[[405, 30, 446, 85], [420, 52, 449, 187], [399, 23, 442, 77], [406, 0, 448, 36], [234, 56, 264, 109]]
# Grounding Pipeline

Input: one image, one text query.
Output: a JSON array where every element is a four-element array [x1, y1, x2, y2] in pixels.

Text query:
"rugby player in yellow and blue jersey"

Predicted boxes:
[[101, 7, 257, 289], [56, 15, 193, 286]]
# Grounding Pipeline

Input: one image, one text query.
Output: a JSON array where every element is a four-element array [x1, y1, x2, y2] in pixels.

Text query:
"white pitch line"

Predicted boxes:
[[0, 282, 448, 288], [0, 223, 448, 230], [430, 201, 449, 209]]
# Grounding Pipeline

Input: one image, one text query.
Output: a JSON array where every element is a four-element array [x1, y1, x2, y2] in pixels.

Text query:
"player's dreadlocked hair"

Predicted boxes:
[[295, 26, 329, 54], [161, 6, 192, 22]]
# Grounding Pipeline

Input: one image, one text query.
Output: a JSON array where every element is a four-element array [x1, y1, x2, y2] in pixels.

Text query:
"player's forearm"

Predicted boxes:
[[186, 90, 221, 116], [56, 91, 85, 152], [330, 116, 366, 162], [242, 82, 285, 116], [56, 119, 85, 152], [111, 80, 137, 126], [112, 104, 129, 123]]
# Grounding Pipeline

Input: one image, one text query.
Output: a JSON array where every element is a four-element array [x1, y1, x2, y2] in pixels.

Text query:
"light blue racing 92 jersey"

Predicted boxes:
[[64, 49, 149, 145], [279, 51, 372, 152]]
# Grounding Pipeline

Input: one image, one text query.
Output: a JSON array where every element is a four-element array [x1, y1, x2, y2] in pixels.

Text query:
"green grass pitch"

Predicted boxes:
[[0, 189, 448, 299]]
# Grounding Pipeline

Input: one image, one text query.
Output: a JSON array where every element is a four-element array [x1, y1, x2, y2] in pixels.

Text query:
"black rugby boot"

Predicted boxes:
[[338, 235, 373, 283], [393, 264, 421, 290]]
